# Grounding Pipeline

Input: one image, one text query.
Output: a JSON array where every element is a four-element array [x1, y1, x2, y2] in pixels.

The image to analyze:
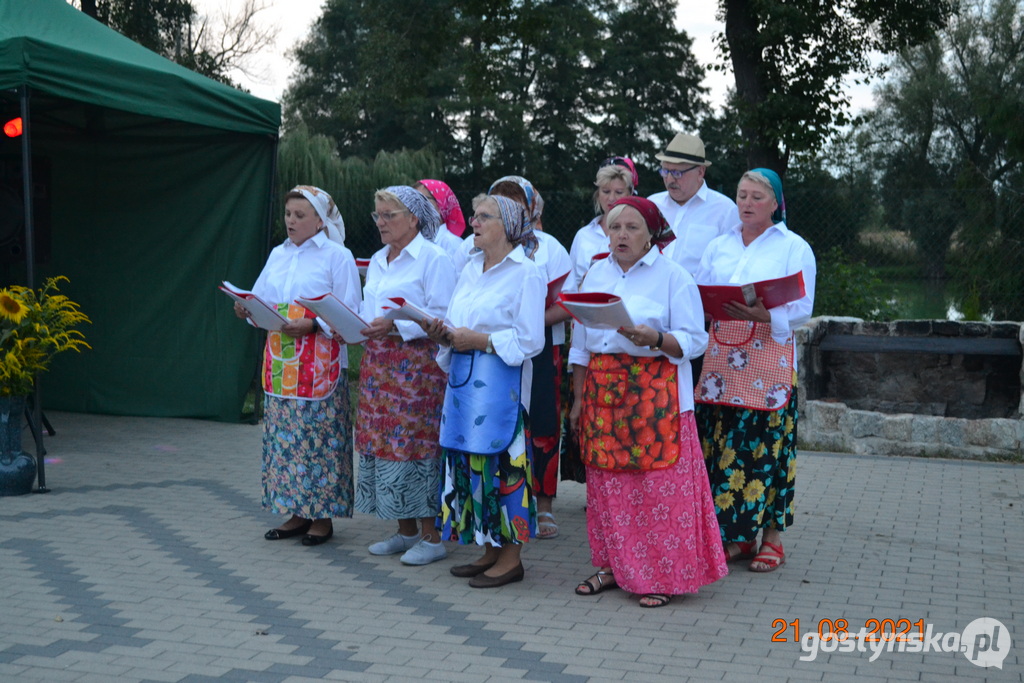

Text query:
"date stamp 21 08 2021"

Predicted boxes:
[[772, 617, 1012, 668]]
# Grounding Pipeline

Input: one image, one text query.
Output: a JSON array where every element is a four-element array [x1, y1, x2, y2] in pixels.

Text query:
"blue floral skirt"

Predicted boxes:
[[262, 379, 353, 519], [438, 411, 537, 546]]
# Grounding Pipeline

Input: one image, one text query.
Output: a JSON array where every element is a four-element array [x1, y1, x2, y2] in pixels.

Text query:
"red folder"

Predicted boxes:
[[698, 272, 806, 320]]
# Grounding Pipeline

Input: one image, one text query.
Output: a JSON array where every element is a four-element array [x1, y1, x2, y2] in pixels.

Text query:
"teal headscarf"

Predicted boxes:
[[751, 168, 786, 223]]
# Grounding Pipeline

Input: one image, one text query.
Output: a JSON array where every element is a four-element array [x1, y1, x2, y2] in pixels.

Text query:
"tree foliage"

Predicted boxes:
[[283, 0, 706, 190], [716, 0, 957, 175], [866, 0, 1024, 318], [73, 0, 276, 89]]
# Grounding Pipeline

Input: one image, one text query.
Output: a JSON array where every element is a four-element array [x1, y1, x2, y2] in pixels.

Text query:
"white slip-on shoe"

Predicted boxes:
[[368, 532, 419, 556], [400, 537, 448, 566]]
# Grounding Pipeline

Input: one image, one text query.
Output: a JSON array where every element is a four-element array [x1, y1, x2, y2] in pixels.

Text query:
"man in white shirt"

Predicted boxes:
[[647, 132, 737, 276]]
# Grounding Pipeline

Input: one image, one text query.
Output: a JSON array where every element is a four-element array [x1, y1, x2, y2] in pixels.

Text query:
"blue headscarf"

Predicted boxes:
[[382, 185, 442, 240], [490, 194, 538, 256], [489, 175, 542, 224], [750, 168, 786, 223]]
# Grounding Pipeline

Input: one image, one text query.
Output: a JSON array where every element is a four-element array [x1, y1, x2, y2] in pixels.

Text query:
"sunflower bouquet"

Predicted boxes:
[[0, 276, 90, 397]]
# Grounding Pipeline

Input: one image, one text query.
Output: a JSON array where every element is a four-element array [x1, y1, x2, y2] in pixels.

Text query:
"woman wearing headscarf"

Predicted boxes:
[[567, 157, 639, 291], [356, 186, 458, 565], [422, 194, 545, 588], [561, 158, 639, 484], [694, 169, 816, 573], [568, 196, 727, 608], [487, 175, 572, 540], [234, 186, 360, 546], [414, 179, 466, 263]]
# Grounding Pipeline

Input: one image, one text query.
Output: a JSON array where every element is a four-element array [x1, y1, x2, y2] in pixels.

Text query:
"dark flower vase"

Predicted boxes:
[[0, 395, 37, 496]]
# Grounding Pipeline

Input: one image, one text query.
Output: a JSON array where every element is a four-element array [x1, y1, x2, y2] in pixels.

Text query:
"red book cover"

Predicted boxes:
[[698, 272, 805, 320]]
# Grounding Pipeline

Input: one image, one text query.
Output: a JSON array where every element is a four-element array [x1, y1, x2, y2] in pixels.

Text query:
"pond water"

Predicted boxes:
[[888, 279, 962, 320]]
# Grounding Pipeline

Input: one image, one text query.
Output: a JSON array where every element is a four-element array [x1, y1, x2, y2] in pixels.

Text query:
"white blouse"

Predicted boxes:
[[533, 231, 573, 345], [362, 232, 457, 341], [438, 246, 546, 407], [568, 248, 708, 412], [695, 221, 817, 346], [252, 231, 361, 368], [566, 216, 608, 293], [430, 228, 464, 264], [649, 182, 737, 275]]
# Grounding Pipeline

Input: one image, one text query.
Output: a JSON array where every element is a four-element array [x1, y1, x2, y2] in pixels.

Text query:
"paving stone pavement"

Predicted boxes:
[[0, 411, 1021, 683]]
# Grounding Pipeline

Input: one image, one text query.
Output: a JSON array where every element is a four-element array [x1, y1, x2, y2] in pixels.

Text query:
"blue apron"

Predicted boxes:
[[439, 350, 522, 455]]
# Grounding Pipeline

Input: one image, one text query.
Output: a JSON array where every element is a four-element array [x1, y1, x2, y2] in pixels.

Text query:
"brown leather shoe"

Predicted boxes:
[[468, 563, 524, 588], [449, 560, 497, 578]]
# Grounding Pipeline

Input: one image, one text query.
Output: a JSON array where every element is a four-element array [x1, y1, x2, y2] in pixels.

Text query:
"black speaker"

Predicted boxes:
[[0, 155, 51, 265]]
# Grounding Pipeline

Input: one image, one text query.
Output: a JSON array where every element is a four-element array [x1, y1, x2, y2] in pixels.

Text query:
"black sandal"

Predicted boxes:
[[575, 570, 616, 596], [639, 593, 671, 608]]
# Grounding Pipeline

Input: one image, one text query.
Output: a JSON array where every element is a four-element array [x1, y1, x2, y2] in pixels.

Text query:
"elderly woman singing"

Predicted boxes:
[[695, 169, 816, 573], [236, 186, 360, 546], [568, 196, 727, 608], [356, 186, 457, 565], [422, 194, 545, 588]]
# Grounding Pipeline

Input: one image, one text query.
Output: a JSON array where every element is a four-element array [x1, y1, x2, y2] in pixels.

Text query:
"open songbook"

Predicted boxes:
[[294, 293, 369, 344], [697, 272, 806, 320], [556, 292, 634, 330], [546, 272, 570, 308], [382, 297, 433, 324], [355, 258, 371, 277], [219, 281, 288, 331]]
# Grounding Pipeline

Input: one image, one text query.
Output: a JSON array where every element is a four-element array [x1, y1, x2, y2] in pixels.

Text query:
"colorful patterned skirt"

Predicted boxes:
[[355, 336, 445, 519], [696, 384, 798, 544], [438, 411, 538, 546], [529, 328, 562, 497], [262, 379, 353, 519], [585, 411, 728, 595]]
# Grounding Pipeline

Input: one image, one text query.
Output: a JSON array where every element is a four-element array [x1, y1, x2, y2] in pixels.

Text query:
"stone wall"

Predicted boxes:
[[796, 318, 1024, 459]]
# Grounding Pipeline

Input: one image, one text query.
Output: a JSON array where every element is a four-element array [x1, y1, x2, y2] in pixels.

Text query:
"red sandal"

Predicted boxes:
[[725, 540, 757, 563], [749, 541, 785, 572]]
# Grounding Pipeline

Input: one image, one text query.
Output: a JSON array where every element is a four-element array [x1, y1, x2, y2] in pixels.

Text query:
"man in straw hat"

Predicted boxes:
[[647, 132, 736, 276]]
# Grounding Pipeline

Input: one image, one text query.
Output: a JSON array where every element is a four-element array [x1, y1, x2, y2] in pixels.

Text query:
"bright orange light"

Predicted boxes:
[[4, 117, 23, 137]]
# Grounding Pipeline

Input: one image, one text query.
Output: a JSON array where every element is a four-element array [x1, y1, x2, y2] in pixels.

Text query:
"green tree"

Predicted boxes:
[[716, 0, 957, 175], [73, 0, 275, 88], [284, 0, 707, 192], [866, 0, 1024, 317]]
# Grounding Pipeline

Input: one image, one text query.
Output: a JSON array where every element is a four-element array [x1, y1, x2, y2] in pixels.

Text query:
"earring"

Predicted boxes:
[[644, 241, 651, 250]]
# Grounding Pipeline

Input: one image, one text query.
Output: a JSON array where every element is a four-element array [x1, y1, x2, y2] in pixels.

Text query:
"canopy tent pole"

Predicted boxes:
[[19, 85, 47, 493]]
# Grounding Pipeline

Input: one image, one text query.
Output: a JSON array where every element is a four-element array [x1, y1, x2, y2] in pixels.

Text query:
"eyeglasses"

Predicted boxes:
[[469, 212, 499, 224], [371, 209, 409, 222], [658, 166, 700, 179]]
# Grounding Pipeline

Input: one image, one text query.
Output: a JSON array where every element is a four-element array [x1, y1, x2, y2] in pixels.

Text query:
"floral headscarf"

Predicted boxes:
[[289, 185, 346, 245], [418, 179, 466, 237], [382, 185, 442, 240], [489, 175, 542, 224], [608, 196, 675, 250], [490, 194, 537, 256]]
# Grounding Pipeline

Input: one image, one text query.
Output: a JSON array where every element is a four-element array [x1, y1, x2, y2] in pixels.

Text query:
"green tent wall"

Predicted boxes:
[[0, 0, 281, 421]]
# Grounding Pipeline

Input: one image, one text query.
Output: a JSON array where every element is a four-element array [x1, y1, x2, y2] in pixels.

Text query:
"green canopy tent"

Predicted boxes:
[[0, 0, 280, 437]]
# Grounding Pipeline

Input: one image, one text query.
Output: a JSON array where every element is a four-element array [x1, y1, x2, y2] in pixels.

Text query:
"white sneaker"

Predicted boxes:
[[400, 537, 448, 565], [368, 532, 419, 556]]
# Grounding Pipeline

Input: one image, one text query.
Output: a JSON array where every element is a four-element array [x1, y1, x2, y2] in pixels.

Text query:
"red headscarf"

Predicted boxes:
[[608, 197, 675, 250], [418, 179, 467, 237]]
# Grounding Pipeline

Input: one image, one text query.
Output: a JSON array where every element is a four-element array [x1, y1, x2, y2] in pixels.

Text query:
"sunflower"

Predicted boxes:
[[0, 290, 27, 324]]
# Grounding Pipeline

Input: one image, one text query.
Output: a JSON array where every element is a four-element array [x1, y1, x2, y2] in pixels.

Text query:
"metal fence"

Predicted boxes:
[[327, 184, 1024, 323]]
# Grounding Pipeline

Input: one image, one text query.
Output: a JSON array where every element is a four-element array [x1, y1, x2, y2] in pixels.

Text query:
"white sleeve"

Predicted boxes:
[[490, 268, 545, 366], [769, 240, 816, 342]]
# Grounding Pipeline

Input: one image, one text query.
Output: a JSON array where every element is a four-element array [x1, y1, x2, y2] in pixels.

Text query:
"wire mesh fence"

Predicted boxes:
[[330, 183, 1024, 323]]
